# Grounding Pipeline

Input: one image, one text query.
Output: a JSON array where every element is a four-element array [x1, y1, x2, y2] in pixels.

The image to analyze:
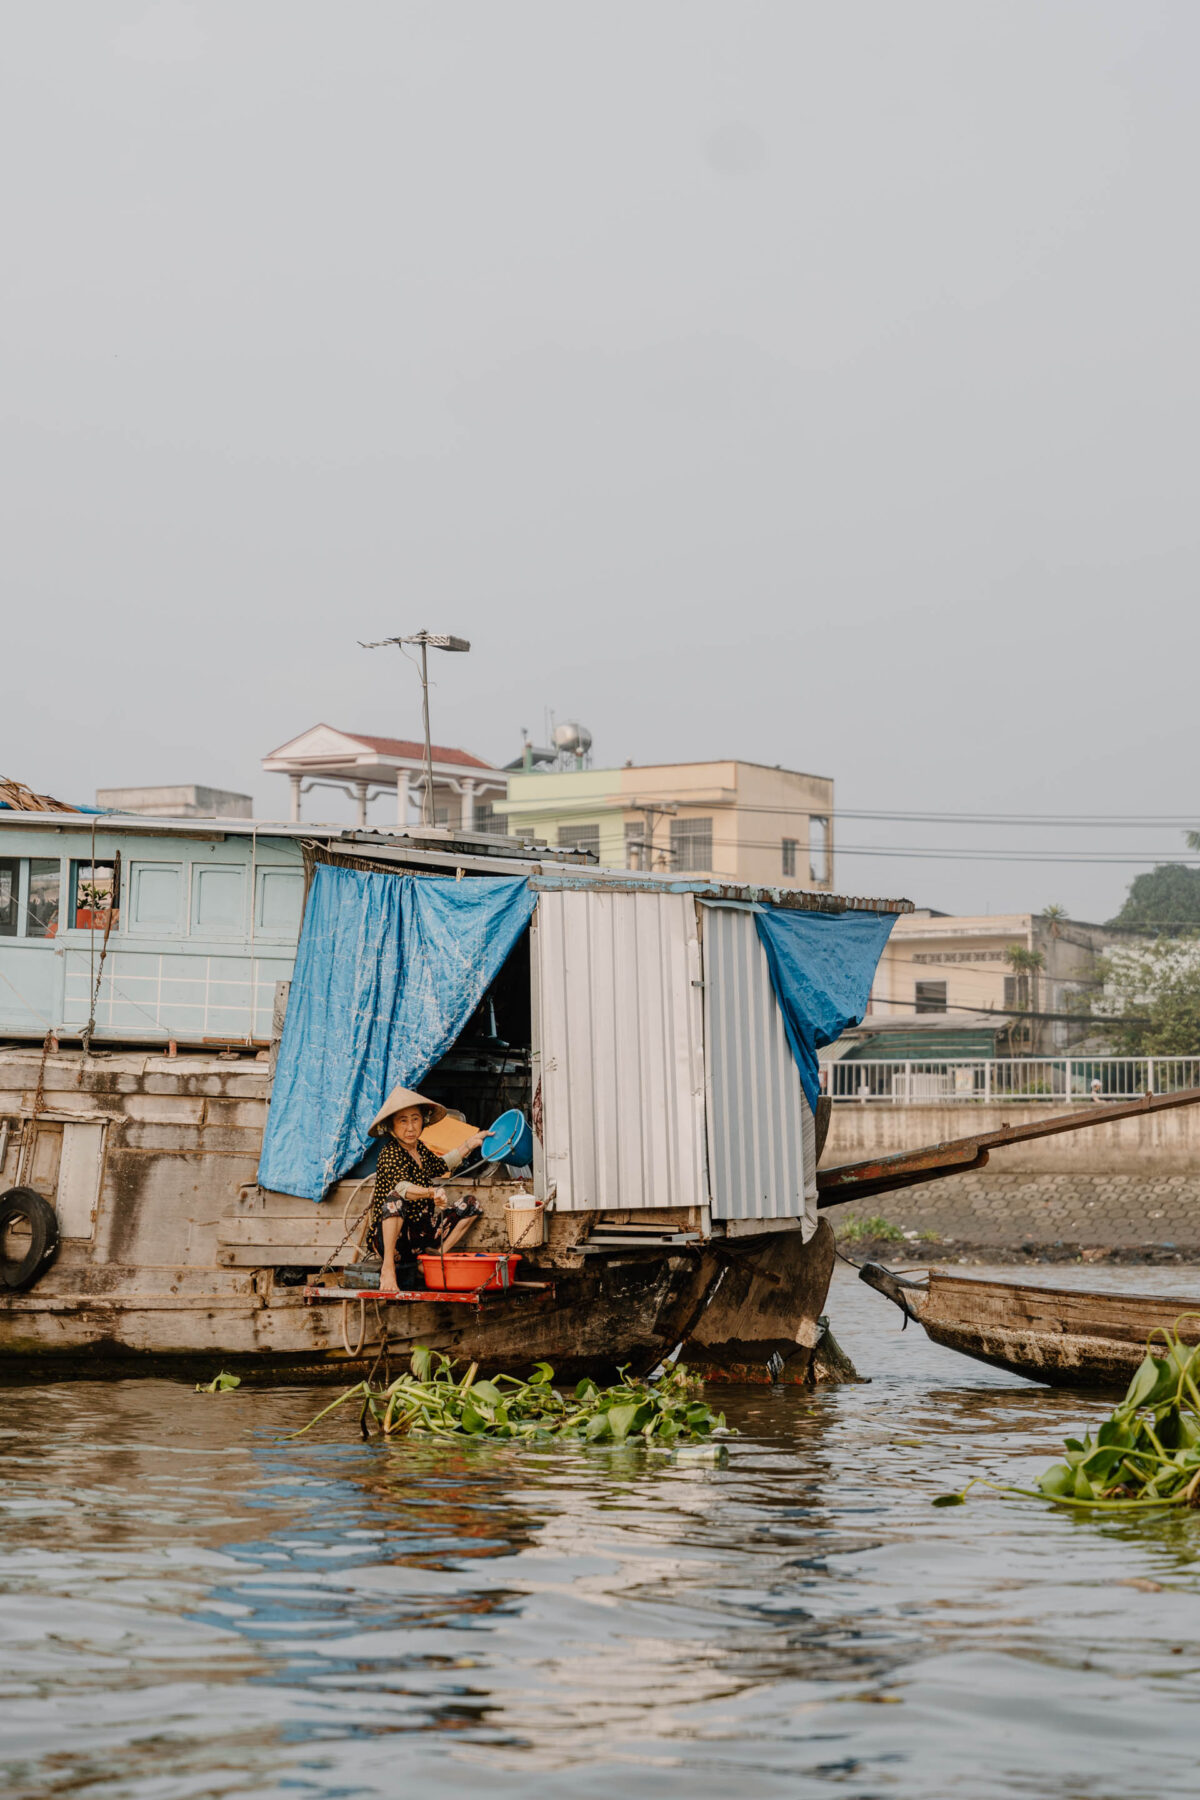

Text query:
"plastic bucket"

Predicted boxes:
[[482, 1108, 534, 1166], [418, 1251, 522, 1292]]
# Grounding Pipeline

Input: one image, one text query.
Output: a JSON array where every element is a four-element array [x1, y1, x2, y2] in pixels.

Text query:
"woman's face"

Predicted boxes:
[[392, 1106, 425, 1148]]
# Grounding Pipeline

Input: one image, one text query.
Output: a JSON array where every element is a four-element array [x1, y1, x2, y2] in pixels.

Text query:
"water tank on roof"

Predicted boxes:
[[552, 722, 592, 758]]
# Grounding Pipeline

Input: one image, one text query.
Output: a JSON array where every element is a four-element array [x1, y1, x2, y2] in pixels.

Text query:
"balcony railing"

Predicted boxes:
[[824, 1056, 1200, 1103]]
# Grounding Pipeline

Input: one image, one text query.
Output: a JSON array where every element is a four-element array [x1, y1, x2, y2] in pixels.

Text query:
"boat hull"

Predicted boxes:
[[0, 1221, 843, 1386], [914, 1270, 1200, 1390]]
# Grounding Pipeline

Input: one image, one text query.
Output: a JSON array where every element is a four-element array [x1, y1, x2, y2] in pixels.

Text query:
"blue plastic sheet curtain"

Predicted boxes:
[[257, 865, 535, 1200], [754, 907, 899, 1112]]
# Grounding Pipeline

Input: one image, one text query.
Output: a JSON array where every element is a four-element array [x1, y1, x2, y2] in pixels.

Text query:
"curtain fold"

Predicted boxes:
[[257, 866, 535, 1200]]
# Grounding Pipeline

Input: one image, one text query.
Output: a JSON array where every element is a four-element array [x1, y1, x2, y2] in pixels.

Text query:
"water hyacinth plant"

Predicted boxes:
[[292, 1347, 732, 1447], [936, 1315, 1200, 1511]]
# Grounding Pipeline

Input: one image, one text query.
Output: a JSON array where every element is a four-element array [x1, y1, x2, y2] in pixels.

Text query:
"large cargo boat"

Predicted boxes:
[[0, 809, 909, 1381]]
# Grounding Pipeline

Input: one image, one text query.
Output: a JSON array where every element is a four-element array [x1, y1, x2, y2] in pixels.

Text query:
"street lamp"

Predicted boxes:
[[360, 630, 471, 828]]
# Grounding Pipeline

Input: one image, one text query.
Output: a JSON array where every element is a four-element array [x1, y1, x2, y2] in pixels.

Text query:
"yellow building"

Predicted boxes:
[[499, 760, 835, 890], [868, 910, 1119, 1051]]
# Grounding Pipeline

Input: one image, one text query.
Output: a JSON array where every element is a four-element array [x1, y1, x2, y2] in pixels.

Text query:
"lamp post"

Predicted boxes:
[[360, 631, 471, 827]]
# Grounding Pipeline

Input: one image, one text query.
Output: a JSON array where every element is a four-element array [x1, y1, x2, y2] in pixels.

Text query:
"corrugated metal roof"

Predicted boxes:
[[530, 869, 911, 916], [533, 888, 707, 1212], [701, 904, 815, 1232]]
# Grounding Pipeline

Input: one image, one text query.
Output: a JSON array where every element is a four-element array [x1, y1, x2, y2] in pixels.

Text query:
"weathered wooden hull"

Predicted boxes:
[[0, 1219, 842, 1386], [862, 1264, 1200, 1390], [0, 1047, 846, 1386]]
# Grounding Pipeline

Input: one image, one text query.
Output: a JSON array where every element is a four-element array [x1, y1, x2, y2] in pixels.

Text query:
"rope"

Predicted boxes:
[[340, 1298, 368, 1356]]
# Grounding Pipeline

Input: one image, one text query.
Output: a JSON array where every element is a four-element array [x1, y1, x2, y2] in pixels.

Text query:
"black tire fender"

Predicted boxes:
[[0, 1187, 60, 1291]]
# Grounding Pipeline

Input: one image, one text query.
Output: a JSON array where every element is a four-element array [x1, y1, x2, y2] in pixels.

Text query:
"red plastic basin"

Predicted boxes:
[[418, 1251, 522, 1292]]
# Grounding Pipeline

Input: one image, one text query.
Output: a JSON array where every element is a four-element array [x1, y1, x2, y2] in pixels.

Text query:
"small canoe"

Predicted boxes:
[[859, 1262, 1200, 1390]]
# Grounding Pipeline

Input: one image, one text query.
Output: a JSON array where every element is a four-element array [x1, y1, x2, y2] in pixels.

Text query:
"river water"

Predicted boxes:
[[4, 1263, 1200, 1799]]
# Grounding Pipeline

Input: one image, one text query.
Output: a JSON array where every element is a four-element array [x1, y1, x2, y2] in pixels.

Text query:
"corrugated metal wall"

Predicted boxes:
[[533, 888, 707, 1212], [702, 904, 815, 1233]]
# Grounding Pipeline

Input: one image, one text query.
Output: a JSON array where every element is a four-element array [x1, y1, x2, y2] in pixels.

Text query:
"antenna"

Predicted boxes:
[[359, 630, 471, 827]]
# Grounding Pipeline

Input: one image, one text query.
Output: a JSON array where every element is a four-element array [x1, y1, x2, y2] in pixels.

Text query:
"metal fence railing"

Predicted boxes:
[[824, 1056, 1200, 1103]]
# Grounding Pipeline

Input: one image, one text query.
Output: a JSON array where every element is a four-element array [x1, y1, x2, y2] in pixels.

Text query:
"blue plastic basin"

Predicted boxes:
[[482, 1108, 534, 1166]]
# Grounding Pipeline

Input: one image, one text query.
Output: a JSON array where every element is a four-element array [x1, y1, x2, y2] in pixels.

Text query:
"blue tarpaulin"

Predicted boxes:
[[754, 907, 899, 1111], [257, 865, 535, 1200]]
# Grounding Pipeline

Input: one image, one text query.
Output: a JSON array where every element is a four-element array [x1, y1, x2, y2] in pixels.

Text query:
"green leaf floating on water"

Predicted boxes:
[[935, 1312, 1200, 1512], [291, 1349, 734, 1448], [196, 1372, 241, 1393]]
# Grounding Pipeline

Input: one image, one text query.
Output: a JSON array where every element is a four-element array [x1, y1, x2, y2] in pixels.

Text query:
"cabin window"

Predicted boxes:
[[915, 980, 947, 1013], [558, 823, 600, 857], [26, 861, 61, 937], [256, 868, 305, 934], [0, 859, 62, 938], [781, 838, 798, 878], [809, 816, 830, 884], [0, 860, 17, 936], [192, 864, 246, 934], [70, 861, 121, 931], [670, 817, 712, 872], [127, 862, 183, 934]]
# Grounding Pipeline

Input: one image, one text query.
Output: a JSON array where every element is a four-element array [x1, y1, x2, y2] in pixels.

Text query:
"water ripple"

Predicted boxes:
[[3, 1265, 1200, 1797]]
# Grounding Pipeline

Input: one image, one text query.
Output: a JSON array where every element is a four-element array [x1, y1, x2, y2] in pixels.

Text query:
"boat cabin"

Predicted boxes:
[[0, 811, 910, 1374]]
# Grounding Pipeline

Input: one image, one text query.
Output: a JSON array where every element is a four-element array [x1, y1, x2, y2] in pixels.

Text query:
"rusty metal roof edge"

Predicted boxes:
[[528, 868, 913, 914]]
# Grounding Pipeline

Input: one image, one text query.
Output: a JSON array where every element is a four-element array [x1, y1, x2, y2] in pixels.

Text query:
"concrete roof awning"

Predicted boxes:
[[263, 724, 498, 782], [262, 725, 504, 826]]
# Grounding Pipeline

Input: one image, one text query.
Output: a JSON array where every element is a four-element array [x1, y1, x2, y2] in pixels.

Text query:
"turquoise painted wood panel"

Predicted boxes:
[[0, 826, 308, 1042], [129, 862, 184, 934], [192, 864, 246, 935]]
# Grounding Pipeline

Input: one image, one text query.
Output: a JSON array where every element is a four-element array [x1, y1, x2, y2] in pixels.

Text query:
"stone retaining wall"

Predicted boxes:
[[831, 1171, 1200, 1257]]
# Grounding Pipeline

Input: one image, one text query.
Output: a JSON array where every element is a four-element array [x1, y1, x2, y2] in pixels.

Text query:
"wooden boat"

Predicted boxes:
[[859, 1261, 1200, 1389], [0, 1041, 848, 1386]]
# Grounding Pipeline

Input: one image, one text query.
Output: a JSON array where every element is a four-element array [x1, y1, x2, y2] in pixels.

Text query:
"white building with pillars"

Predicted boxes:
[[262, 725, 506, 831]]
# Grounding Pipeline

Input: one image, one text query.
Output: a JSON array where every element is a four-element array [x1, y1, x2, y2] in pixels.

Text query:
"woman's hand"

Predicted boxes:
[[463, 1131, 487, 1152]]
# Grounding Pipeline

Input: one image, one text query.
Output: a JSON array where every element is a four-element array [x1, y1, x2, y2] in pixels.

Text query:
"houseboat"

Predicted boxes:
[[0, 807, 911, 1382]]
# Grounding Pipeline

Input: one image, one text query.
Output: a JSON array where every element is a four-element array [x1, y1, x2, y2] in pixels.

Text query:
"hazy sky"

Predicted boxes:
[[5, 3, 1198, 921]]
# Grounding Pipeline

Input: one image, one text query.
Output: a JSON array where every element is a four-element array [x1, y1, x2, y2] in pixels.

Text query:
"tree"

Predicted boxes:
[[1041, 903, 1068, 938], [1004, 945, 1045, 1051], [1108, 864, 1200, 934], [1005, 944, 1045, 1010], [1094, 935, 1200, 1056]]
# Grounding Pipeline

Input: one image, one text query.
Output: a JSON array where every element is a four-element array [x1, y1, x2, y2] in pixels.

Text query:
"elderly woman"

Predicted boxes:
[[366, 1087, 486, 1292]]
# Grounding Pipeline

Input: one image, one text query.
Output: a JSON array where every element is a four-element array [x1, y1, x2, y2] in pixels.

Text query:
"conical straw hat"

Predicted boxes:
[[369, 1085, 448, 1137]]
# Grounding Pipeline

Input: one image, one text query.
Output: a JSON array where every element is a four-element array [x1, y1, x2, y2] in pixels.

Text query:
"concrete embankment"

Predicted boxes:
[[823, 1101, 1200, 1263]]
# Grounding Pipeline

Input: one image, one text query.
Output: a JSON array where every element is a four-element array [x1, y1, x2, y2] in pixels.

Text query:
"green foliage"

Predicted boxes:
[[838, 1215, 905, 1244], [935, 1316, 1200, 1510], [196, 1371, 241, 1392], [1030, 1321, 1200, 1509], [292, 1349, 732, 1448], [1110, 863, 1200, 933], [1094, 935, 1200, 1055]]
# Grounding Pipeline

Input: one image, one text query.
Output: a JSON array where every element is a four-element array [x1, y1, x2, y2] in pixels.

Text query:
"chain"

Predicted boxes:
[[32, 1027, 54, 1119], [81, 851, 121, 1059], [310, 1176, 374, 1287]]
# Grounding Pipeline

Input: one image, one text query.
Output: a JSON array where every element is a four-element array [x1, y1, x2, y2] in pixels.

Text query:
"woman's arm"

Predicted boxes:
[[441, 1132, 487, 1173]]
